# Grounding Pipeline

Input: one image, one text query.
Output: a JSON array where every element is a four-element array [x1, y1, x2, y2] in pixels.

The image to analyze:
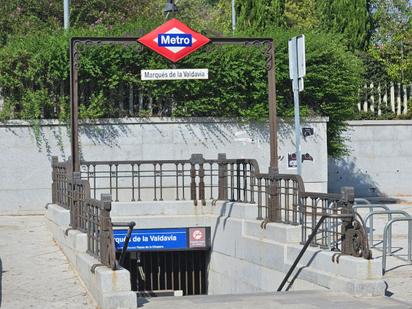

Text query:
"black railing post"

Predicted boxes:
[[51, 156, 58, 204], [100, 194, 117, 270], [267, 167, 280, 222], [71, 172, 82, 230], [218, 153, 228, 200]]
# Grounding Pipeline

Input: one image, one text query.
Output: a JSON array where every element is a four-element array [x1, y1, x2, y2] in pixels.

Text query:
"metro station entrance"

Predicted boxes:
[[114, 226, 211, 296], [122, 250, 209, 296]]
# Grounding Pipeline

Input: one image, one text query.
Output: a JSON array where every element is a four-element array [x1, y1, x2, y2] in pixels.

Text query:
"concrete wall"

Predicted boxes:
[[0, 117, 328, 215], [110, 200, 385, 296], [329, 120, 412, 199]]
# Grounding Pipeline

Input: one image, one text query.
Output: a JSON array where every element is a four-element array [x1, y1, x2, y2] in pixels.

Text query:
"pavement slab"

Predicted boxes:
[[137, 291, 411, 309], [0, 215, 96, 309]]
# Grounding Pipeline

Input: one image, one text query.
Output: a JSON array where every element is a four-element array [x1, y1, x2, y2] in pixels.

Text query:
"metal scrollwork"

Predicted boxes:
[[72, 40, 82, 70], [244, 40, 274, 71], [343, 219, 372, 258]]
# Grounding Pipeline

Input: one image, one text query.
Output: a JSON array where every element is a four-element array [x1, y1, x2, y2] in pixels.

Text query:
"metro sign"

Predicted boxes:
[[138, 19, 210, 63]]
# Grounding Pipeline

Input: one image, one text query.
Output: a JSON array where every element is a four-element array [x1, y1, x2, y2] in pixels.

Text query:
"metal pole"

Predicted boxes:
[[293, 87, 301, 176], [231, 0, 236, 35], [268, 41, 278, 172], [64, 0, 70, 30], [70, 39, 80, 172]]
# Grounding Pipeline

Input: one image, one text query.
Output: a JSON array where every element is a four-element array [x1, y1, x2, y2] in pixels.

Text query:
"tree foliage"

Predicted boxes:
[[235, 0, 286, 31], [368, 0, 412, 82], [0, 0, 410, 157], [315, 0, 373, 51]]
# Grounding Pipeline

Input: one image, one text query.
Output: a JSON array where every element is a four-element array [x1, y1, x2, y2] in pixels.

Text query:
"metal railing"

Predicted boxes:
[[382, 218, 412, 274], [51, 157, 72, 208], [81, 154, 220, 206], [353, 205, 390, 247], [52, 154, 371, 260], [299, 191, 342, 249], [51, 156, 117, 270], [364, 210, 411, 250], [277, 213, 361, 292]]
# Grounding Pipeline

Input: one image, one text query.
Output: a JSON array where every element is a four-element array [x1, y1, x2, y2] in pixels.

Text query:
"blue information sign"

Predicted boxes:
[[158, 33, 193, 47], [113, 228, 188, 251]]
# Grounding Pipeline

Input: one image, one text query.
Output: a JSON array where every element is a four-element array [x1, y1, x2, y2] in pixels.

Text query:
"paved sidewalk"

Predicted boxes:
[[137, 291, 411, 309], [0, 215, 96, 309], [357, 203, 412, 303]]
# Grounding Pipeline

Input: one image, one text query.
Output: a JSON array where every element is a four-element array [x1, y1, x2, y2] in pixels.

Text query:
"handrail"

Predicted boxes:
[[277, 213, 356, 292], [382, 217, 412, 274], [364, 210, 411, 250], [112, 221, 136, 267]]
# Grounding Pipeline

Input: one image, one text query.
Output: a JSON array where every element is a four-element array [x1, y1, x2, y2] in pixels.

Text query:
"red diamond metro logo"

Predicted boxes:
[[138, 19, 210, 63]]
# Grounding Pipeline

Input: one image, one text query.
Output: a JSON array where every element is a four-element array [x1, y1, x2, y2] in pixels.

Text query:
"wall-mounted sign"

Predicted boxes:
[[189, 227, 206, 248], [302, 127, 314, 138], [113, 227, 211, 252], [288, 152, 314, 169], [288, 153, 297, 168], [138, 19, 210, 63], [141, 69, 208, 81]]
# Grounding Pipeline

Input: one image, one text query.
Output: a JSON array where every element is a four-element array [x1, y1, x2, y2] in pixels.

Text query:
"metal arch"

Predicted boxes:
[[69, 36, 278, 174]]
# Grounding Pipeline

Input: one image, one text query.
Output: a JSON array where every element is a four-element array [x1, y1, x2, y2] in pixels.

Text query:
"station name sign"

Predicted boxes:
[[113, 227, 211, 251], [141, 69, 208, 81]]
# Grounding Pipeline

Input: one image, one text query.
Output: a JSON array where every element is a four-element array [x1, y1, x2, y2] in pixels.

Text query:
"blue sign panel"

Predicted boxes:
[[113, 228, 188, 251], [158, 33, 192, 47]]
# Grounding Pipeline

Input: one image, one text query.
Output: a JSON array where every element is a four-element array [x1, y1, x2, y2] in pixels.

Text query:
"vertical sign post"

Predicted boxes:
[[64, 0, 70, 30], [288, 35, 305, 176], [231, 0, 236, 34]]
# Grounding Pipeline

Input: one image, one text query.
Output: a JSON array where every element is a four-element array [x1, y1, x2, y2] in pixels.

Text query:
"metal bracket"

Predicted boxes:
[[65, 227, 75, 236], [90, 263, 105, 273]]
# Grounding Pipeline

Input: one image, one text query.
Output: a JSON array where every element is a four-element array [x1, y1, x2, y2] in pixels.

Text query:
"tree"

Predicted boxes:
[[235, 0, 286, 31], [284, 0, 318, 29], [315, 0, 373, 51], [368, 0, 412, 82]]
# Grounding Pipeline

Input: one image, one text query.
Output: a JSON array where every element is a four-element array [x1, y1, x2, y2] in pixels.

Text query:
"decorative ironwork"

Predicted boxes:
[[52, 154, 372, 260], [69, 36, 278, 177], [51, 156, 117, 270]]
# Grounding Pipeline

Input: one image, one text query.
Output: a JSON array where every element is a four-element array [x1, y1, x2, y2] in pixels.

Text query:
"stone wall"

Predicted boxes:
[[329, 120, 412, 199], [0, 117, 328, 214]]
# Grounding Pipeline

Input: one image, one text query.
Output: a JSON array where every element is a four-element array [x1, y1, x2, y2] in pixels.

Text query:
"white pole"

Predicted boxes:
[[397, 83, 401, 115], [64, 0, 70, 30], [403, 84, 408, 114], [293, 85, 302, 176], [232, 0, 236, 35], [363, 84, 368, 112], [378, 83, 382, 116], [390, 82, 395, 113], [370, 82, 375, 113], [383, 83, 387, 109]]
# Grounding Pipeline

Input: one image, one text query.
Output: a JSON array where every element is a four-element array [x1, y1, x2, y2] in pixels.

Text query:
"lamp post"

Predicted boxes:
[[232, 0, 236, 35], [164, 0, 179, 17], [64, 0, 70, 30]]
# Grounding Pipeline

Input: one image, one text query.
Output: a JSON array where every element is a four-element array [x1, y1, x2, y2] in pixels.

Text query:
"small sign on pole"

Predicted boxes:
[[288, 35, 306, 176]]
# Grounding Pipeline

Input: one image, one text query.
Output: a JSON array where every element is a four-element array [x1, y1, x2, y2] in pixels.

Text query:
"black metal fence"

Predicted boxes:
[[51, 157, 117, 270], [52, 154, 370, 259]]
